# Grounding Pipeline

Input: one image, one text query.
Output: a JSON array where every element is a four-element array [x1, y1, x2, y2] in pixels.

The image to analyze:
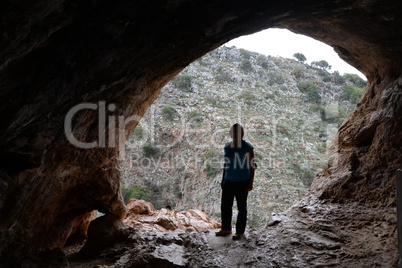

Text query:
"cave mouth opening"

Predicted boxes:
[[4, 1, 402, 265], [118, 30, 368, 232]]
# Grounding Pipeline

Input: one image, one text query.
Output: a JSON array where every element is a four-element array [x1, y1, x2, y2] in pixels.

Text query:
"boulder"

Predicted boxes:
[[123, 199, 221, 233]]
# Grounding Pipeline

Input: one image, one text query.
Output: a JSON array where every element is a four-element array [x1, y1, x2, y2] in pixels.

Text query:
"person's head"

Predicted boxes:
[[229, 123, 244, 142]]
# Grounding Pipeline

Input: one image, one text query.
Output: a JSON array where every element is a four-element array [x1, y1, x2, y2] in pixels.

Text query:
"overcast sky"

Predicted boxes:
[[225, 28, 366, 79]]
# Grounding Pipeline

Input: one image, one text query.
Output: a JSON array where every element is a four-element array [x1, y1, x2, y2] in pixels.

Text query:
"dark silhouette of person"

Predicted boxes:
[[215, 123, 255, 240]]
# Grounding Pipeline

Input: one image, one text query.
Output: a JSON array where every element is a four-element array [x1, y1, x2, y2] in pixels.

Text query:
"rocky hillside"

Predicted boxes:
[[120, 46, 366, 228]]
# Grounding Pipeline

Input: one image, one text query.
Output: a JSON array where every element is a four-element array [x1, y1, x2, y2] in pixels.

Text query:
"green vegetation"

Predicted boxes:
[[343, 73, 366, 87], [311, 60, 331, 70], [267, 72, 285, 85], [161, 105, 178, 121], [206, 162, 218, 177], [298, 81, 319, 93], [187, 110, 204, 125], [123, 46, 368, 229], [205, 149, 218, 159], [205, 149, 220, 177], [333, 71, 346, 84], [240, 60, 254, 73], [293, 52, 307, 63], [306, 88, 322, 104], [215, 66, 233, 83], [239, 90, 258, 105], [341, 85, 364, 104], [121, 186, 149, 204], [292, 67, 304, 78], [172, 74, 192, 91], [317, 69, 331, 82], [205, 95, 223, 107], [239, 48, 251, 59], [256, 56, 269, 69], [297, 81, 321, 103], [142, 142, 159, 158], [131, 125, 144, 139]]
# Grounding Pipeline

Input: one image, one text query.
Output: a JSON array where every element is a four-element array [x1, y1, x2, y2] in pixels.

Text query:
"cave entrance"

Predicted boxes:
[[119, 28, 367, 231]]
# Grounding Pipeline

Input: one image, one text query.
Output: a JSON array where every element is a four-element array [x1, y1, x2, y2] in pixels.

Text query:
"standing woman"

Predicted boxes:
[[215, 123, 255, 240]]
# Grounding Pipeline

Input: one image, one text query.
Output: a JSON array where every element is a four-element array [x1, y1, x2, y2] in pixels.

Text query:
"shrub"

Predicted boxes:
[[276, 121, 291, 136], [121, 186, 149, 204], [267, 72, 285, 85], [306, 88, 322, 104], [309, 104, 325, 115], [142, 142, 159, 158], [215, 66, 233, 83], [240, 60, 253, 73], [172, 74, 192, 91], [205, 150, 220, 177], [341, 85, 364, 104], [292, 67, 304, 79], [239, 49, 251, 59], [265, 93, 275, 100], [297, 81, 319, 93], [297, 81, 321, 103], [161, 105, 178, 121], [256, 56, 269, 69], [239, 90, 258, 105], [173, 183, 182, 199], [343, 73, 366, 87], [333, 71, 345, 84], [206, 162, 217, 177], [130, 125, 144, 139], [292, 164, 316, 187], [317, 69, 331, 82], [205, 95, 223, 107], [187, 110, 204, 125], [205, 149, 218, 159]]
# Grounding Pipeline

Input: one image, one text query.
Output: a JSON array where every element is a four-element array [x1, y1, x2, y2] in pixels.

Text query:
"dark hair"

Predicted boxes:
[[229, 123, 244, 138]]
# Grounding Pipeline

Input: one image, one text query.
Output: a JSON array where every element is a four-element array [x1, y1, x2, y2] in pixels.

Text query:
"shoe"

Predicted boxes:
[[232, 233, 245, 240], [215, 230, 232, 236]]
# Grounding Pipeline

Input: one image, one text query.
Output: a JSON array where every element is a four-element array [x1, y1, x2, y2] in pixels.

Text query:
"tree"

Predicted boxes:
[[343, 73, 366, 87], [293, 53, 307, 63], [240, 60, 253, 73], [340, 85, 364, 104], [311, 60, 331, 70]]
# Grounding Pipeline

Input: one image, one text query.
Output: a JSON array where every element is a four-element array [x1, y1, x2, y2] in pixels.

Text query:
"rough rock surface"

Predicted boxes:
[[67, 198, 397, 267], [1, 0, 402, 265], [123, 199, 221, 232]]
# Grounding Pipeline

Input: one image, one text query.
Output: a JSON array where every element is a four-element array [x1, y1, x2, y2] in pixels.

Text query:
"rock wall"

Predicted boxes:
[[312, 75, 402, 206], [1, 0, 402, 264]]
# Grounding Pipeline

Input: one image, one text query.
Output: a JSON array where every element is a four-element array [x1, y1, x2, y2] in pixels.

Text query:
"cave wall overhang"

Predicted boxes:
[[1, 0, 402, 263]]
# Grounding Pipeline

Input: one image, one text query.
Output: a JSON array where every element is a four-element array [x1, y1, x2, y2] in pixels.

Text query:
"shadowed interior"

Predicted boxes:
[[1, 0, 402, 265]]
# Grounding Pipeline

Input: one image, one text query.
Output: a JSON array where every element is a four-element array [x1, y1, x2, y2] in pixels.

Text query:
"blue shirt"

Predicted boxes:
[[224, 140, 254, 182]]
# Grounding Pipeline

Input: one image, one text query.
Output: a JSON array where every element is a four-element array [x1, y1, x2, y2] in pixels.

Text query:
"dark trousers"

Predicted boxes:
[[221, 179, 249, 234]]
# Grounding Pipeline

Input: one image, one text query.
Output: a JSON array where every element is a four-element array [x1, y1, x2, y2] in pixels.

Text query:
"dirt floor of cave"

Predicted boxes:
[[66, 198, 398, 267]]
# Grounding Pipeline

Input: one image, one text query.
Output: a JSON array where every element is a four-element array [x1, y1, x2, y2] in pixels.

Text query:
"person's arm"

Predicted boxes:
[[246, 150, 255, 192], [221, 162, 226, 189]]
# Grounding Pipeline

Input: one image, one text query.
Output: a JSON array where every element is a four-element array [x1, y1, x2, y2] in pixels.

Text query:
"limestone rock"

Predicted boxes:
[[79, 214, 130, 256], [123, 199, 221, 232]]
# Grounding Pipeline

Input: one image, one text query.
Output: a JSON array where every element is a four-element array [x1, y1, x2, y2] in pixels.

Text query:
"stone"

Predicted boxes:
[[123, 199, 221, 233], [126, 198, 155, 215], [79, 214, 130, 256]]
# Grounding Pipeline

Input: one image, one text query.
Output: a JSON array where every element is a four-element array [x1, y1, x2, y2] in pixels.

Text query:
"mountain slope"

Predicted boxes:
[[121, 46, 366, 228]]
